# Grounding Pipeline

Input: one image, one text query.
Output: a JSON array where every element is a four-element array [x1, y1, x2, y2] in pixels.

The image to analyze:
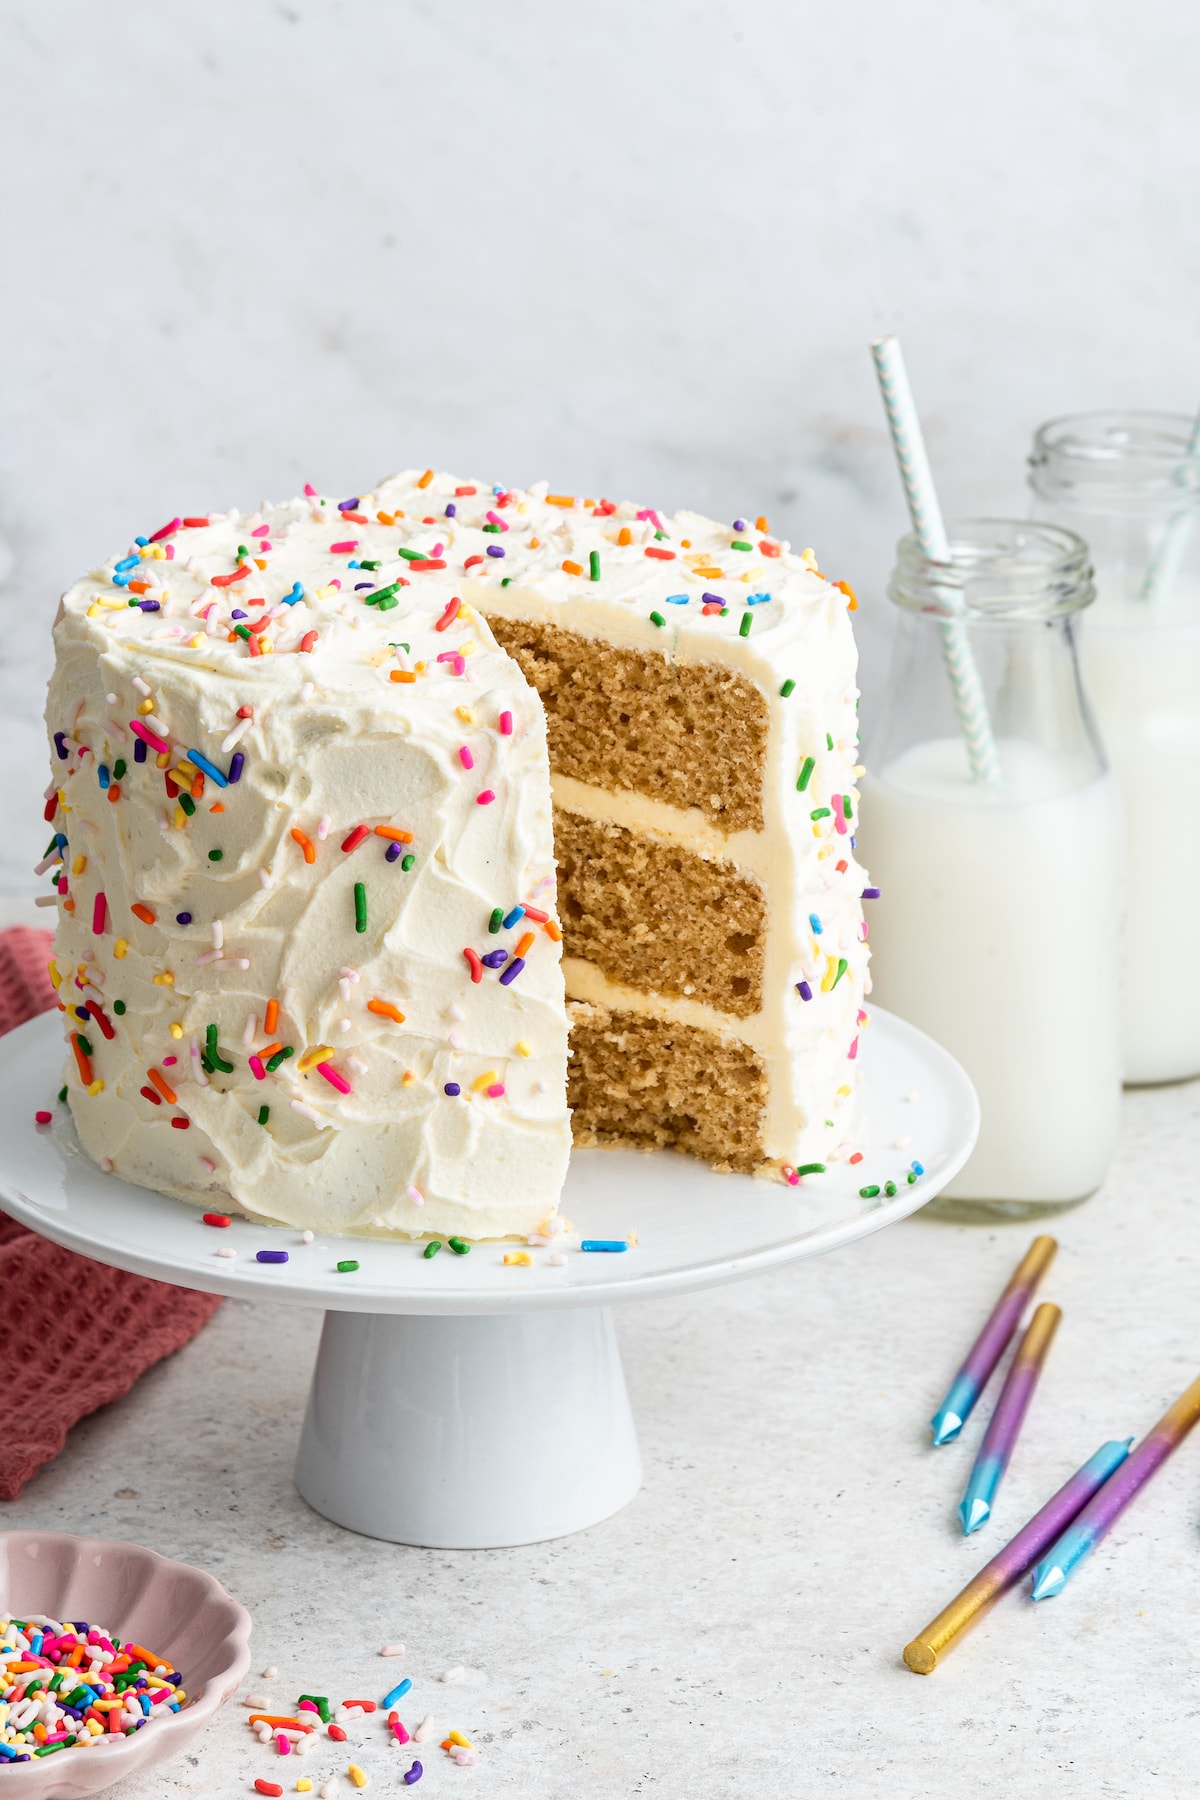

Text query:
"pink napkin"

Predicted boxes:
[[0, 926, 221, 1500]]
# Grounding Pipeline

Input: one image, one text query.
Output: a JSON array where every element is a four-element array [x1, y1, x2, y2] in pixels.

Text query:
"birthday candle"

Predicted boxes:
[[958, 1302, 1062, 1534], [1031, 1371, 1200, 1599], [903, 1437, 1131, 1672], [930, 1235, 1057, 1445]]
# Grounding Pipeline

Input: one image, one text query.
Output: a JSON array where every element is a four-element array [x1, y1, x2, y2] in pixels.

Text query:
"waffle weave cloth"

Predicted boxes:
[[0, 925, 221, 1500]]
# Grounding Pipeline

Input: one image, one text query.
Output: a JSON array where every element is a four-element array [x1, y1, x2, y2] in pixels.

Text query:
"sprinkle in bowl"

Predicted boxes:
[[1, 1530, 251, 1797]]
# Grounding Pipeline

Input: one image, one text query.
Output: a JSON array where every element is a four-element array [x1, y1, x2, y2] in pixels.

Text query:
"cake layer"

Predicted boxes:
[[554, 806, 765, 1019], [458, 484, 871, 1180], [488, 618, 769, 833], [567, 999, 767, 1173], [550, 772, 769, 877]]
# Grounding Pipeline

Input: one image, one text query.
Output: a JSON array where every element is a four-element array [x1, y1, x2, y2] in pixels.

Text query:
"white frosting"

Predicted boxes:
[[45, 470, 871, 1229], [46, 488, 571, 1239]]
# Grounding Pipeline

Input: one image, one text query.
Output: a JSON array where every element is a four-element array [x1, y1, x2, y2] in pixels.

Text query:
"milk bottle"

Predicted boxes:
[[1030, 412, 1200, 1083], [858, 521, 1123, 1216]]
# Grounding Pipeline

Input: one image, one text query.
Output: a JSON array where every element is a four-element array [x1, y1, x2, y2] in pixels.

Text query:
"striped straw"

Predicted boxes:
[[1137, 405, 1200, 604], [871, 337, 1001, 785]]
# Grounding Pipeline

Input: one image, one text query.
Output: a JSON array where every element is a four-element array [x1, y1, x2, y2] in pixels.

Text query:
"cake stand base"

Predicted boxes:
[[294, 1305, 641, 1547]]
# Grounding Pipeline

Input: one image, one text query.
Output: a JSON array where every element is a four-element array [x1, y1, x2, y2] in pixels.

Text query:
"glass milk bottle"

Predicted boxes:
[[1029, 412, 1200, 1084], [858, 521, 1123, 1218]]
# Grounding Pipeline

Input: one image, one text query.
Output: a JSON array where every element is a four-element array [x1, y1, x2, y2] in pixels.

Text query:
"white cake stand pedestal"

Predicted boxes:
[[0, 1010, 977, 1549]]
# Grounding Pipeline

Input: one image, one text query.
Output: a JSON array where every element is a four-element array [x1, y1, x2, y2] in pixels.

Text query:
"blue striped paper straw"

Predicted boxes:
[[871, 337, 1001, 786], [1137, 406, 1200, 603]]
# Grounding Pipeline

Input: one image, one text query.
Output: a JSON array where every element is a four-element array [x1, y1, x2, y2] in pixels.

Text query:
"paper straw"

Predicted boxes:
[[871, 337, 1001, 785], [958, 1302, 1061, 1534], [1137, 406, 1200, 604], [1030, 1371, 1200, 1600], [902, 1437, 1131, 1672], [929, 1235, 1057, 1446]]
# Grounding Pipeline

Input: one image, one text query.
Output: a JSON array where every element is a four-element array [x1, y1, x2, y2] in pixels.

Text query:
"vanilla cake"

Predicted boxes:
[[44, 470, 871, 1237]]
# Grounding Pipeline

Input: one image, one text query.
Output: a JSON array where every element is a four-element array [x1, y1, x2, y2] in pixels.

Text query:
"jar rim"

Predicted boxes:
[[1029, 409, 1200, 506], [889, 518, 1094, 620]]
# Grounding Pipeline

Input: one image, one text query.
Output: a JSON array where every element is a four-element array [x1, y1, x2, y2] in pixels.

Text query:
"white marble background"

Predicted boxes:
[[3, 0, 1198, 890]]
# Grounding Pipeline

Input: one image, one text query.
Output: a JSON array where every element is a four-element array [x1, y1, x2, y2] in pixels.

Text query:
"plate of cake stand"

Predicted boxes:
[[0, 1008, 977, 1549]]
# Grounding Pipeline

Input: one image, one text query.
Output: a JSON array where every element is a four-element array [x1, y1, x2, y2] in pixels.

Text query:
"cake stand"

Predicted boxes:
[[0, 1009, 977, 1548]]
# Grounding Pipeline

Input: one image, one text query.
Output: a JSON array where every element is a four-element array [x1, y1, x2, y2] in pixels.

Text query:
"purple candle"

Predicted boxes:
[[904, 1436, 1131, 1672], [1032, 1371, 1200, 1599], [958, 1301, 1062, 1534], [931, 1234, 1057, 1445]]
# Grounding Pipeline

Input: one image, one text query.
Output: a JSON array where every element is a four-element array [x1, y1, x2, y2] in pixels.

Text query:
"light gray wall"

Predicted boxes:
[[4, 0, 1197, 888]]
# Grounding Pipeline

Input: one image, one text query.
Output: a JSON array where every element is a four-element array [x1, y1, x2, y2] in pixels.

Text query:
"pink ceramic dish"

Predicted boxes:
[[1, 1530, 251, 1797]]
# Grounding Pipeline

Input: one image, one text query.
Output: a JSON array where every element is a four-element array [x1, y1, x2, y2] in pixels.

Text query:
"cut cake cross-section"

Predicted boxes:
[[369, 472, 873, 1181]]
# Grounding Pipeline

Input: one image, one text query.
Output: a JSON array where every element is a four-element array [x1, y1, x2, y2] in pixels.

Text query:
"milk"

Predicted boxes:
[[859, 738, 1123, 1205], [1081, 590, 1200, 1083]]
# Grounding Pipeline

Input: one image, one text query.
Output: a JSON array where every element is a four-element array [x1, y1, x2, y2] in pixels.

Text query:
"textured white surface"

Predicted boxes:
[[5, 1075, 1200, 1797], [4, 0, 1200, 890]]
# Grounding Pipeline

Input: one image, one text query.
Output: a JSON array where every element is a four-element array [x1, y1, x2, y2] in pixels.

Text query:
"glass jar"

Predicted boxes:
[[858, 520, 1123, 1219], [1029, 411, 1200, 1084]]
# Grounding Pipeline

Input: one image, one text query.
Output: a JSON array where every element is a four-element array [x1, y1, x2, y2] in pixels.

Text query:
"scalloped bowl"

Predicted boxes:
[[1, 1531, 252, 1797]]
